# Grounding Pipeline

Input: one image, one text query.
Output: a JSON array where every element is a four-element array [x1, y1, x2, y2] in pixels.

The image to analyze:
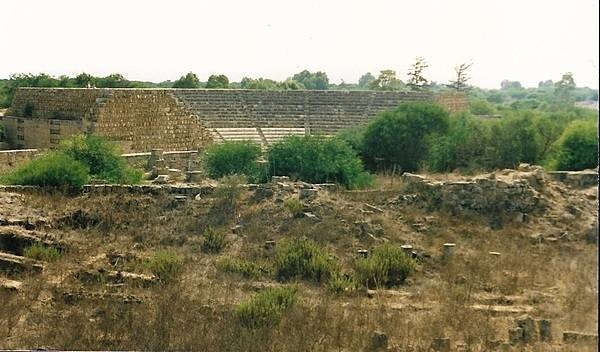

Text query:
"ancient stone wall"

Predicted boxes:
[[121, 150, 200, 172], [7, 88, 103, 120], [92, 90, 212, 152], [2, 88, 467, 151], [2, 117, 85, 149], [0, 149, 41, 173]]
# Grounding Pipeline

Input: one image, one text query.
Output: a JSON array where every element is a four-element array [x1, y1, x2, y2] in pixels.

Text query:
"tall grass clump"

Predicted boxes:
[[145, 250, 184, 283], [355, 243, 415, 289], [23, 243, 61, 262], [235, 285, 298, 329], [274, 237, 336, 283], [201, 226, 226, 253], [1, 152, 89, 188]]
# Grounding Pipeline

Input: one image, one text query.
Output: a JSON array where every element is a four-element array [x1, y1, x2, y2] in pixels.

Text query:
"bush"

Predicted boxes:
[[274, 237, 336, 283], [204, 141, 262, 181], [283, 197, 303, 217], [267, 135, 374, 189], [1, 152, 89, 188], [23, 244, 61, 262], [61, 134, 142, 184], [235, 286, 298, 329], [426, 113, 493, 172], [216, 258, 270, 279], [201, 226, 226, 253], [327, 272, 356, 295], [355, 243, 415, 289], [547, 120, 599, 171], [362, 102, 449, 172], [485, 114, 542, 168], [145, 250, 184, 283]]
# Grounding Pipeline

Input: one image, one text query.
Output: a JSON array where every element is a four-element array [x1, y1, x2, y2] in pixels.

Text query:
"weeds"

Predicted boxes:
[[355, 243, 415, 289], [275, 237, 336, 284], [201, 226, 226, 254], [145, 250, 184, 283], [216, 258, 270, 279], [236, 285, 298, 329], [23, 243, 61, 262]]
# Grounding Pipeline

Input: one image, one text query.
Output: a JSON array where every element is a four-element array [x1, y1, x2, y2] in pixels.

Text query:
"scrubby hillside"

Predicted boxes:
[[0, 167, 597, 351]]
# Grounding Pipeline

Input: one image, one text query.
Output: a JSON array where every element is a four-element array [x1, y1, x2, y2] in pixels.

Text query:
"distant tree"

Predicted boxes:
[[292, 70, 329, 90], [553, 72, 576, 106], [206, 74, 230, 89], [447, 63, 472, 92], [407, 57, 429, 91], [500, 80, 522, 90], [172, 72, 201, 88], [369, 70, 404, 91], [358, 72, 376, 89], [538, 80, 554, 89], [97, 73, 130, 88], [74, 73, 96, 87], [278, 79, 305, 90]]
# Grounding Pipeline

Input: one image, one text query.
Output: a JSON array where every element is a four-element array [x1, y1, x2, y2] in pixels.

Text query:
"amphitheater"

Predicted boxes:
[[1, 88, 467, 152]]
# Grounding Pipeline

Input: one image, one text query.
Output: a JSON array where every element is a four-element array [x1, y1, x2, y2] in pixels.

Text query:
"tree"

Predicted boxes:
[[407, 57, 429, 91], [206, 74, 230, 89], [97, 73, 130, 88], [362, 102, 449, 171], [358, 72, 376, 89], [447, 63, 472, 91], [291, 70, 329, 90], [500, 80, 522, 90], [553, 72, 576, 106], [75, 73, 95, 87], [172, 72, 201, 88], [369, 70, 404, 91]]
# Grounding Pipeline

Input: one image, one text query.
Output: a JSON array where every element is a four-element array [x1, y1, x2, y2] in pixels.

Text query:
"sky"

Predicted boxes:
[[2, 0, 599, 89]]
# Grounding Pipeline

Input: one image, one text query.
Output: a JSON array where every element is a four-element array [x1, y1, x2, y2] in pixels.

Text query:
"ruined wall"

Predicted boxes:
[[3, 88, 467, 151], [121, 150, 200, 171], [92, 90, 212, 152], [2, 117, 85, 149], [7, 88, 103, 120], [0, 149, 41, 173]]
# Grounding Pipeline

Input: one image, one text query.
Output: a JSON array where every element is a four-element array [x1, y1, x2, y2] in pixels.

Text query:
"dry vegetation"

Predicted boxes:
[[0, 171, 597, 351]]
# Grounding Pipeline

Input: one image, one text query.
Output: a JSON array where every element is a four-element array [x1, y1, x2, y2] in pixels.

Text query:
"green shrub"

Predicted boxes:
[[355, 243, 415, 289], [547, 120, 599, 171], [1, 152, 89, 188], [327, 272, 356, 295], [236, 286, 298, 329], [145, 250, 184, 283], [485, 114, 542, 168], [61, 134, 142, 184], [362, 102, 449, 172], [274, 238, 336, 283], [204, 141, 262, 181], [336, 125, 366, 157], [283, 197, 303, 217], [201, 226, 226, 253], [23, 243, 61, 262], [216, 258, 270, 279], [267, 135, 373, 189]]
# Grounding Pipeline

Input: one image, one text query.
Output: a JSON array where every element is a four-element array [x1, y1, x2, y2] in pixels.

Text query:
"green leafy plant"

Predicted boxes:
[[23, 243, 61, 262], [216, 258, 270, 279], [201, 226, 226, 254], [327, 272, 356, 295], [355, 243, 415, 289], [235, 286, 298, 329], [1, 152, 89, 188], [283, 197, 303, 217], [145, 250, 184, 283], [274, 237, 336, 284], [203, 141, 262, 180], [267, 135, 373, 189], [61, 134, 142, 184], [547, 120, 598, 171]]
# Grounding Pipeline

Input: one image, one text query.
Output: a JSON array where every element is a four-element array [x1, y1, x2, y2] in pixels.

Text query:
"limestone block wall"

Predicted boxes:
[[92, 90, 212, 152], [7, 88, 103, 120], [2, 116, 85, 149], [0, 149, 41, 173], [121, 150, 200, 171]]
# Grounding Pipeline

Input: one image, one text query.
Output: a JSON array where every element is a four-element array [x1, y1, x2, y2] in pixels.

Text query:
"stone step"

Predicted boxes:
[[0, 252, 44, 275]]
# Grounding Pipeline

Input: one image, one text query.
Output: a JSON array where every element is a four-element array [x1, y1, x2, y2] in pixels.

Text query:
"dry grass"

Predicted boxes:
[[0, 174, 597, 350]]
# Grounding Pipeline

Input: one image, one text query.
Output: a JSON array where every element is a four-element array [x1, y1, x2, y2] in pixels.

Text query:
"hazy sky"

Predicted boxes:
[[2, 0, 599, 89]]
